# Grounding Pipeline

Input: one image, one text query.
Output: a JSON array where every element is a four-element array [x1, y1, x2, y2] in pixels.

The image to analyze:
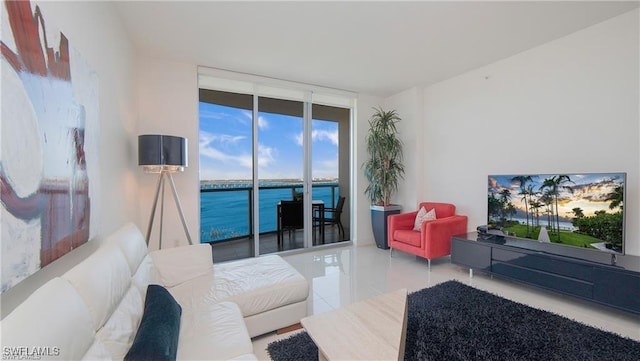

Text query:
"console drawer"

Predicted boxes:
[[451, 238, 491, 270], [593, 268, 640, 313], [492, 261, 593, 299], [492, 248, 594, 281]]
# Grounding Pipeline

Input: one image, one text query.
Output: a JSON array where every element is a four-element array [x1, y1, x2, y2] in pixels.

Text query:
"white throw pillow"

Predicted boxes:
[[413, 207, 436, 231]]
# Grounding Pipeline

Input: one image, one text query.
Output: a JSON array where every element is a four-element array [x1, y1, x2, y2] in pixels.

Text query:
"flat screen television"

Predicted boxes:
[[487, 172, 626, 254]]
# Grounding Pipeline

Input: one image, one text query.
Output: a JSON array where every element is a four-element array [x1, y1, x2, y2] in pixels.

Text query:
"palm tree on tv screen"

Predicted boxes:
[[526, 184, 540, 234], [572, 207, 585, 218], [540, 191, 555, 231], [512, 175, 533, 236], [540, 175, 574, 242], [499, 188, 512, 225], [606, 184, 624, 210], [488, 193, 502, 223], [529, 200, 543, 227]]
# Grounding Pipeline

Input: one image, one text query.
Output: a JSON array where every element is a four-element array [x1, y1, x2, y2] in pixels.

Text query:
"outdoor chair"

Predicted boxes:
[[314, 196, 345, 240], [278, 200, 304, 249]]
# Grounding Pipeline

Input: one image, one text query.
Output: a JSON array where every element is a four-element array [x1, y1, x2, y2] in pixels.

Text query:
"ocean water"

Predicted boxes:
[[200, 185, 338, 242]]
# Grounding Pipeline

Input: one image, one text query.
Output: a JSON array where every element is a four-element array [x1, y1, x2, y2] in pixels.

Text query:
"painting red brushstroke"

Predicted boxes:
[[1, 0, 99, 291]]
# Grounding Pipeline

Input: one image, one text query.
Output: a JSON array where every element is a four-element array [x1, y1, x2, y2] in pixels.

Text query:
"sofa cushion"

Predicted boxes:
[[150, 244, 213, 288], [125, 285, 182, 361], [170, 255, 308, 318], [105, 222, 149, 277], [393, 229, 422, 247], [63, 242, 132, 331], [131, 255, 157, 295], [95, 285, 145, 359], [0, 278, 100, 360], [177, 301, 254, 360]]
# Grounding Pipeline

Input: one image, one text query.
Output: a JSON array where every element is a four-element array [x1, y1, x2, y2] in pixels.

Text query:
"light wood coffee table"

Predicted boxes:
[[301, 288, 408, 361]]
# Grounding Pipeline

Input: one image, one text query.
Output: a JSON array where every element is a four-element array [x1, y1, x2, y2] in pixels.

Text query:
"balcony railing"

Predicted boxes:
[[200, 182, 339, 243]]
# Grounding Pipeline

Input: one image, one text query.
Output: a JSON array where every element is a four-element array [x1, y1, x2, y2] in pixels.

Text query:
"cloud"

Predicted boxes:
[[314, 129, 339, 146], [258, 116, 269, 129], [199, 109, 226, 121], [488, 177, 498, 190], [258, 143, 276, 168], [199, 129, 278, 175], [294, 129, 339, 146], [240, 110, 252, 125], [200, 131, 245, 146], [294, 132, 303, 146], [199, 131, 251, 168], [240, 110, 269, 129], [313, 159, 339, 179]]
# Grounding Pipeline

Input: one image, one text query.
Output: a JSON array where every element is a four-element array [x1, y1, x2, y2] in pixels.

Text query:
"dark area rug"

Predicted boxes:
[[267, 280, 640, 361]]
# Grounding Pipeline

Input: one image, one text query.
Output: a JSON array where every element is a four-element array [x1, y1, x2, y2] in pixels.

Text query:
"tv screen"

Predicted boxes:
[[487, 173, 626, 254]]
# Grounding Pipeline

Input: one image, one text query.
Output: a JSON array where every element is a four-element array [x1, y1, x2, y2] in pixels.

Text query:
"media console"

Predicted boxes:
[[451, 232, 640, 315]]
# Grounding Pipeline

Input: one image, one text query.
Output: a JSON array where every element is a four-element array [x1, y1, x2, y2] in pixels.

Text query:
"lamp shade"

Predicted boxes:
[[138, 135, 188, 172]]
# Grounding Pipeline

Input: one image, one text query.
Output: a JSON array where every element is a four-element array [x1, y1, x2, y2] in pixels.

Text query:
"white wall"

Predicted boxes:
[[1, 1, 137, 316], [135, 56, 199, 250], [353, 95, 383, 246], [416, 9, 639, 255], [385, 87, 425, 209]]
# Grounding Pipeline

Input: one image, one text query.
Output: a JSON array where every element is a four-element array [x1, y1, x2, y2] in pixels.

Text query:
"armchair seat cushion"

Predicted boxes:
[[393, 229, 422, 247]]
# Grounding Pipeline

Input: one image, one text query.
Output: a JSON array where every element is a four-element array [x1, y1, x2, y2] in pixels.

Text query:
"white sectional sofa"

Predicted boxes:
[[1, 223, 309, 360]]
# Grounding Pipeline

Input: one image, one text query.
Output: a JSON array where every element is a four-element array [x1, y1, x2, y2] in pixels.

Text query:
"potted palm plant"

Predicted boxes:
[[363, 107, 405, 249]]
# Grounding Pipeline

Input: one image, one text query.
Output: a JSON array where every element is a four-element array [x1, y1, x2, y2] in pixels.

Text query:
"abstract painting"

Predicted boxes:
[[1, 0, 99, 292]]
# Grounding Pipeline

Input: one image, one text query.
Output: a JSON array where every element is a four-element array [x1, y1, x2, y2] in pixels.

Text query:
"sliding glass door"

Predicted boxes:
[[312, 104, 351, 243], [199, 79, 352, 261], [199, 90, 256, 261], [257, 97, 306, 254]]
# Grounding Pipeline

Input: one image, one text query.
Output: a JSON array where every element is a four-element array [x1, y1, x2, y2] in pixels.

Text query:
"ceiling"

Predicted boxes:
[[115, 1, 639, 97]]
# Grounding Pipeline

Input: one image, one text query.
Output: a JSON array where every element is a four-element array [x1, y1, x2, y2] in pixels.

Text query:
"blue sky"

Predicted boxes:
[[199, 102, 339, 180]]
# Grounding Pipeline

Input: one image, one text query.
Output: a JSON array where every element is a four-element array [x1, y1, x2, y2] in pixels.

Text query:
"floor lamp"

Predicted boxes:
[[138, 134, 193, 248]]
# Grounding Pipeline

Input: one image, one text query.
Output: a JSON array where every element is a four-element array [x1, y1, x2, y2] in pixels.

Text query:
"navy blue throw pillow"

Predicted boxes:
[[124, 284, 182, 361]]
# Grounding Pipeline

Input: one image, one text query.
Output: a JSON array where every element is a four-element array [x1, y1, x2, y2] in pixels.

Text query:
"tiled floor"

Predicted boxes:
[[210, 226, 349, 263], [251, 244, 640, 360]]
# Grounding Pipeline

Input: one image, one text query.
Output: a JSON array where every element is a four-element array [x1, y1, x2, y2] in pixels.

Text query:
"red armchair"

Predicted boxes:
[[387, 202, 467, 270]]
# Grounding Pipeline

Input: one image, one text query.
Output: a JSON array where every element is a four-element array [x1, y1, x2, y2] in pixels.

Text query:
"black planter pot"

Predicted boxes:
[[371, 205, 402, 249]]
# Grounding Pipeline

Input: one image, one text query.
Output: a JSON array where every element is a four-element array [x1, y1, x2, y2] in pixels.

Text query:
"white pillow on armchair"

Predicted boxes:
[[413, 207, 436, 231]]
